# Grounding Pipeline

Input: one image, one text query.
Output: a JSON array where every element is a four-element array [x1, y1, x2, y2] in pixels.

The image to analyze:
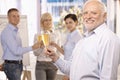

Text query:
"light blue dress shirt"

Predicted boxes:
[[55, 23, 120, 80], [63, 29, 83, 60], [1, 24, 32, 60]]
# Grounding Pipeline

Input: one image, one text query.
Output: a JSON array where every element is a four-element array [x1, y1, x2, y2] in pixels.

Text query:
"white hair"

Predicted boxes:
[[83, 0, 107, 13]]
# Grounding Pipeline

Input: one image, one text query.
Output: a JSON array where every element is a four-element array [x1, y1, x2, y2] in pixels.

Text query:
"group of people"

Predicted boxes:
[[0, 0, 120, 80]]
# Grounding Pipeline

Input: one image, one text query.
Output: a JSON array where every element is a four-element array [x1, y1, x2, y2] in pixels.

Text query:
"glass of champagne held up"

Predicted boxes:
[[37, 34, 42, 42], [41, 30, 50, 57], [41, 30, 50, 47], [37, 33, 42, 48]]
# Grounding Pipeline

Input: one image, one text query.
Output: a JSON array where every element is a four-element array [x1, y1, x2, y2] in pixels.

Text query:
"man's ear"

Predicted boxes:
[[103, 12, 107, 21]]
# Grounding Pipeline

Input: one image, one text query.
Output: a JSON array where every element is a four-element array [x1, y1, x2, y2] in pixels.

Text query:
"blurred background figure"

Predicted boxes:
[[33, 12, 61, 80], [1, 8, 40, 80], [50, 14, 83, 80]]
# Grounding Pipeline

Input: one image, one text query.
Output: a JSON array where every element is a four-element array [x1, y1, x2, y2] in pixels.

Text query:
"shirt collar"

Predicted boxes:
[[41, 28, 54, 33], [69, 29, 79, 38], [84, 31, 94, 37], [8, 23, 18, 32], [94, 23, 107, 35], [49, 29, 54, 33], [84, 23, 106, 37]]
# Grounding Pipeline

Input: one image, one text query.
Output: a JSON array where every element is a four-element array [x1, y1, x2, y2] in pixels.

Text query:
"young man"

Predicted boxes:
[[1, 8, 40, 80]]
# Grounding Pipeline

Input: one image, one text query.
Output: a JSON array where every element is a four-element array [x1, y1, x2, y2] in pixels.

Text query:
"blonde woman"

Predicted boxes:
[[33, 12, 61, 80]]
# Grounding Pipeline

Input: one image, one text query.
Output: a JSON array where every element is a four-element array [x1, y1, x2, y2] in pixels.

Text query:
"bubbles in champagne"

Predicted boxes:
[[42, 34, 50, 46], [37, 35, 42, 42]]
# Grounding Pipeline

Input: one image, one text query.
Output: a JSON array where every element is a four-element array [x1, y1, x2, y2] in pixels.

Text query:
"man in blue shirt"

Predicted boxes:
[[1, 8, 40, 80]]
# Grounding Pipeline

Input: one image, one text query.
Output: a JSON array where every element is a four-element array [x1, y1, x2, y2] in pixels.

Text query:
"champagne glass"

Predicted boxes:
[[41, 30, 50, 57], [37, 34, 42, 48], [37, 34, 42, 42], [49, 34, 57, 52], [41, 30, 50, 47]]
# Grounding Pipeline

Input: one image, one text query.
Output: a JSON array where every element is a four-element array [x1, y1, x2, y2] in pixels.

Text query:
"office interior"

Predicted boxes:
[[0, 0, 120, 80]]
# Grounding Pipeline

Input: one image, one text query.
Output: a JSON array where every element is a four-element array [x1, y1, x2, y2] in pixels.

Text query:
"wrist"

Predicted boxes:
[[53, 56, 59, 62]]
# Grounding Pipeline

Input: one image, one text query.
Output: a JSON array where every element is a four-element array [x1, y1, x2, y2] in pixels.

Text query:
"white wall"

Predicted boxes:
[[107, 0, 115, 32], [21, 0, 38, 80], [116, 0, 120, 37], [0, 0, 17, 14]]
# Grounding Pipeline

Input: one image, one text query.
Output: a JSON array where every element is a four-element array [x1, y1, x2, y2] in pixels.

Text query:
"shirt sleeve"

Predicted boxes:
[[99, 36, 120, 80], [1, 30, 32, 56], [55, 57, 71, 76]]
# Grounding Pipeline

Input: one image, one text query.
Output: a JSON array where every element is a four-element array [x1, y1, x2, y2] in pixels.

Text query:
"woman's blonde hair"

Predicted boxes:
[[40, 12, 53, 28]]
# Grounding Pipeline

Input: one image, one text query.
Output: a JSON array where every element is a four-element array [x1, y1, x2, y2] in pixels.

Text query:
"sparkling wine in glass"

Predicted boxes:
[[41, 30, 50, 57], [42, 33, 50, 47], [37, 35, 42, 42]]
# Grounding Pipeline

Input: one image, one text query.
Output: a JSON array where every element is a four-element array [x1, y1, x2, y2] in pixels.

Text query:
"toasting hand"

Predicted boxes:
[[45, 47, 59, 62], [0, 63, 4, 71], [32, 40, 44, 50]]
